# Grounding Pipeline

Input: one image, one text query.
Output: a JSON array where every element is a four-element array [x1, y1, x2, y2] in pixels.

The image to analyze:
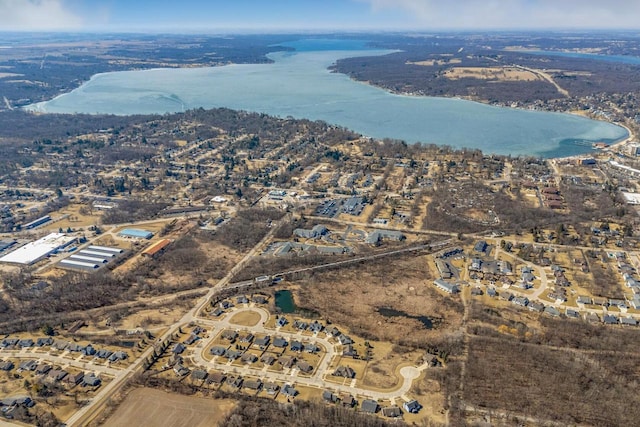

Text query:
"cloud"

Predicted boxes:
[[357, 0, 640, 29], [0, 0, 83, 31]]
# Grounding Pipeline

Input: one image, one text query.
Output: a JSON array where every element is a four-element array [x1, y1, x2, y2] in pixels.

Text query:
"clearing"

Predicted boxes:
[[443, 66, 540, 81]]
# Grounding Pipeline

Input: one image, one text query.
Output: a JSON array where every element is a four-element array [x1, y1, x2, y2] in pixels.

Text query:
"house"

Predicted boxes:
[[470, 258, 483, 271], [191, 370, 208, 381], [592, 297, 608, 306], [513, 296, 529, 307], [290, 341, 303, 352], [67, 343, 84, 352], [173, 364, 190, 377], [276, 317, 288, 327], [279, 356, 297, 369], [333, 366, 356, 378], [474, 240, 488, 253], [296, 361, 313, 373], [487, 287, 498, 298], [67, 372, 85, 385], [361, 399, 379, 414], [261, 354, 276, 365], [339, 335, 354, 346], [0, 361, 14, 371], [239, 333, 255, 344], [241, 353, 258, 364], [35, 363, 52, 375], [18, 339, 34, 348], [341, 394, 356, 407], [255, 336, 271, 347], [82, 345, 96, 356], [585, 313, 600, 323], [109, 351, 127, 362], [184, 334, 199, 345], [436, 259, 453, 279], [282, 384, 298, 397], [172, 343, 186, 354], [544, 306, 560, 317], [327, 327, 341, 337], [236, 295, 249, 304], [528, 302, 544, 312], [577, 296, 592, 305], [207, 372, 226, 385], [36, 337, 53, 347], [609, 299, 627, 309], [403, 400, 422, 414], [52, 340, 69, 351], [621, 317, 637, 326], [501, 291, 514, 302], [293, 320, 308, 330], [264, 383, 280, 394], [273, 337, 288, 348], [565, 309, 580, 319], [252, 294, 268, 304], [383, 406, 402, 418], [210, 346, 227, 357], [433, 279, 459, 294], [47, 369, 68, 382], [243, 379, 263, 391], [221, 330, 238, 341], [225, 350, 242, 361], [343, 345, 357, 358], [228, 376, 243, 388], [603, 314, 619, 325], [471, 287, 483, 296], [96, 349, 113, 359], [1, 396, 34, 408], [0, 338, 18, 348], [309, 321, 324, 333], [18, 360, 37, 371], [498, 260, 513, 275], [83, 374, 101, 387], [211, 307, 224, 317], [323, 390, 339, 403], [304, 343, 319, 353]]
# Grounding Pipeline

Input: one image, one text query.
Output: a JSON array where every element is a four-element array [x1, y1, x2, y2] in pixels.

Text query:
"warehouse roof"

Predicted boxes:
[[142, 239, 171, 256], [118, 228, 153, 239], [0, 233, 75, 265]]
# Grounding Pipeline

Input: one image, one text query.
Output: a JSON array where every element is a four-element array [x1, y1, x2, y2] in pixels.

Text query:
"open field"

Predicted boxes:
[[407, 58, 462, 66], [228, 310, 262, 327], [444, 66, 541, 81], [102, 388, 235, 427]]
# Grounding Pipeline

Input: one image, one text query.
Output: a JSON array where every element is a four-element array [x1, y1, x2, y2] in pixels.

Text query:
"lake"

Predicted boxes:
[[29, 39, 628, 157]]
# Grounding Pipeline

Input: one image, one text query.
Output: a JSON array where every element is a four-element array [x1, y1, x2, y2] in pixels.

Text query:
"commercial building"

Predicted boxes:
[[23, 215, 51, 230], [0, 233, 76, 265], [118, 228, 153, 239], [57, 245, 125, 272], [142, 239, 171, 257]]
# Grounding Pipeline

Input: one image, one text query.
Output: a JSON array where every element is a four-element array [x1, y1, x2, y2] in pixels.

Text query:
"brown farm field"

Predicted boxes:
[[102, 387, 235, 427]]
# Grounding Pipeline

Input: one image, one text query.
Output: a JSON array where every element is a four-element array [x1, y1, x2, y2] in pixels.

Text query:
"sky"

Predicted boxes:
[[1, 0, 640, 32]]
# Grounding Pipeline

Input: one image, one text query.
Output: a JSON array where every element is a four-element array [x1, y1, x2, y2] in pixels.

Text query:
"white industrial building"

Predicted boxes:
[[0, 233, 76, 265]]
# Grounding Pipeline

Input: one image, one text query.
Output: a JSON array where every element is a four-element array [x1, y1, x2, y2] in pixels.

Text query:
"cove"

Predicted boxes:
[[28, 39, 628, 158]]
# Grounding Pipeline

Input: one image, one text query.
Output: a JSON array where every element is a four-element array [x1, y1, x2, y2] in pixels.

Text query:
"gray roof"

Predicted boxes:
[[361, 399, 379, 413]]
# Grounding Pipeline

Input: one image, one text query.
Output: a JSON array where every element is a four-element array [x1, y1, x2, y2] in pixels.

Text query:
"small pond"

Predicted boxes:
[[377, 307, 434, 329]]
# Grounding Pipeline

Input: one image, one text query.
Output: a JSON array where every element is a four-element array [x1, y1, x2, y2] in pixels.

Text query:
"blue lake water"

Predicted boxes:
[[29, 39, 628, 157]]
